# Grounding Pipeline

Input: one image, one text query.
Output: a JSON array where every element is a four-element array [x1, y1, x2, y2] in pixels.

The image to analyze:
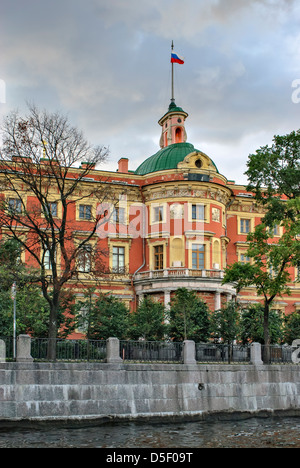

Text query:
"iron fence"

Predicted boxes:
[[261, 345, 294, 364], [195, 343, 250, 363], [119, 340, 184, 363], [0, 336, 298, 364], [30, 338, 106, 362], [0, 336, 14, 360]]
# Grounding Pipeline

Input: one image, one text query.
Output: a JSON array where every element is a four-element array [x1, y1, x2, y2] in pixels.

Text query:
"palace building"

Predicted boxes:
[[1, 96, 299, 334], [105, 99, 299, 318]]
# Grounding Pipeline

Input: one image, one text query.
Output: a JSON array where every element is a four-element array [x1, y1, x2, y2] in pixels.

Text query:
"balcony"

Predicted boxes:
[[134, 268, 224, 281]]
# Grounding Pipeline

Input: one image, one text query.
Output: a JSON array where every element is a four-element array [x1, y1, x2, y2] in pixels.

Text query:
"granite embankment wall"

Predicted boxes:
[[0, 336, 300, 423], [1, 361, 300, 423]]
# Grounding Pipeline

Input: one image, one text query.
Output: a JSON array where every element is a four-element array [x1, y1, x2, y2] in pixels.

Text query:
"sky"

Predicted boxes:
[[1, 0, 300, 184]]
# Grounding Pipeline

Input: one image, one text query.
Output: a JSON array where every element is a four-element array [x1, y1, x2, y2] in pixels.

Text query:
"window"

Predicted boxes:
[[8, 198, 22, 214], [192, 244, 205, 269], [43, 249, 56, 270], [112, 207, 125, 224], [296, 261, 300, 282], [240, 254, 250, 265], [153, 206, 164, 223], [269, 224, 280, 236], [154, 245, 164, 270], [240, 218, 251, 234], [112, 246, 125, 273], [44, 202, 58, 218], [191, 204, 205, 220], [44, 249, 52, 270], [269, 262, 278, 278], [79, 204, 92, 220], [175, 127, 183, 143], [49, 202, 57, 217], [77, 244, 92, 272]]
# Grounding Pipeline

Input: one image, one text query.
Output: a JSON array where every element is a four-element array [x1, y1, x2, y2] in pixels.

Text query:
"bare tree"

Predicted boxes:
[[0, 104, 113, 359]]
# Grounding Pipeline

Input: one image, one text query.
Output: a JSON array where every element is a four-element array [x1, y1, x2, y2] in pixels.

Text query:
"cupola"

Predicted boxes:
[[158, 101, 188, 149]]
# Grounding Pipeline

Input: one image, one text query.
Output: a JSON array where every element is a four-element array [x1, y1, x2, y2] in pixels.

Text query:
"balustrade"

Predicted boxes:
[[135, 268, 224, 281]]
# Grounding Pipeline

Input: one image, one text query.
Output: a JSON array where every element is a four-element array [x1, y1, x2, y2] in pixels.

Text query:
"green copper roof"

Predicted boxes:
[[158, 101, 188, 125], [135, 142, 198, 175]]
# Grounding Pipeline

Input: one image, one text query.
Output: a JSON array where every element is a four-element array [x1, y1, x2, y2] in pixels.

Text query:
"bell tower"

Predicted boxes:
[[158, 102, 188, 148]]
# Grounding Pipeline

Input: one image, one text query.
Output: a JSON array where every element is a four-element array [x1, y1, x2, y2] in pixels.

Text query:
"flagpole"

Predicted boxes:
[[171, 41, 175, 103]]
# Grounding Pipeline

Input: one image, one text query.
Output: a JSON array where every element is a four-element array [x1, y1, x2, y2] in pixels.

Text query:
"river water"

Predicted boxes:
[[0, 416, 300, 448]]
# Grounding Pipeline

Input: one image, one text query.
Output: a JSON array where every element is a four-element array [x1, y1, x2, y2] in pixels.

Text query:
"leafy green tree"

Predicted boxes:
[[169, 288, 210, 342], [245, 129, 300, 226], [128, 297, 169, 341], [75, 292, 129, 340], [223, 221, 297, 362], [239, 304, 284, 345], [0, 238, 74, 338], [210, 300, 240, 350], [0, 238, 49, 337], [0, 278, 51, 338], [224, 130, 300, 362], [284, 311, 300, 345]]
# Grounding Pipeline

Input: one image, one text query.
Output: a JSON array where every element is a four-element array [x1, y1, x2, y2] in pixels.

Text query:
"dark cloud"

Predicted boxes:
[[1, 0, 300, 184]]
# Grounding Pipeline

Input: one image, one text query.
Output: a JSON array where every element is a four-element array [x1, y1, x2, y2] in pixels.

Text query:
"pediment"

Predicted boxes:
[[177, 151, 218, 173]]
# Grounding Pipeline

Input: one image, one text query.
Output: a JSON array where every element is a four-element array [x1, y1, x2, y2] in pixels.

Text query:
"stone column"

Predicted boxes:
[[183, 340, 196, 364], [164, 290, 171, 324], [226, 293, 233, 303], [214, 291, 221, 311], [0, 339, 5, 363], [250, 342, 263, 365], [105, 337, 123, 363], [137, 293, 144, 304], [16, 335, 33, 363]]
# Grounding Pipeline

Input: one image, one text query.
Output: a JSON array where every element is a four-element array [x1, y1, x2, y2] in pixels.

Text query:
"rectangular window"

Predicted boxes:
[[153, 206, 164, 223], [240, 254, 250, 265], [269, 224, 280, 236], [192, 204, 205, 220], [44, 249, 51, 270], [79, 204, 92, 220], [297, 261, 300, 282], [78, 244, 92, 272], [49, 202, 57, 217], [112, 246, 125, 273], [269, 263, 278, 278], [192, 244, 205, 269], [43, 249, 56, 270], [240, 218, 251, 233], [44, 202, 58, 218], [8, 198, 22, 214], [154, 245, 164, 270], [112, 207, 125, 224]]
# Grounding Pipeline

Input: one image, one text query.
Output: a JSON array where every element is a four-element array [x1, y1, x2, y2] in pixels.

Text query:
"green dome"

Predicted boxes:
[[135, 142, 198, 175]]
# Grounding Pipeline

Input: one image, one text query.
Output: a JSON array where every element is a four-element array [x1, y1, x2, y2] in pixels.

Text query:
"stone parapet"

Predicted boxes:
[[0, 361, 300, 423]]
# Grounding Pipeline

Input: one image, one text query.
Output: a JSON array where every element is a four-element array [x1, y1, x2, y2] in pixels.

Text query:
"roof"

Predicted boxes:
[[158, 101, 188, 126], [135, 142, 199, 175]]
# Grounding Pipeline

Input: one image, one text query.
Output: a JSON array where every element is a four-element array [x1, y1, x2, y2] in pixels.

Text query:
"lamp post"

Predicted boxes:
[[11, 282, 17, 359]]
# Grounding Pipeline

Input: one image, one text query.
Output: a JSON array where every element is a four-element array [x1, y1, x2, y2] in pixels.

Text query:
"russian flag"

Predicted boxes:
[[171, 52, 184, 64]]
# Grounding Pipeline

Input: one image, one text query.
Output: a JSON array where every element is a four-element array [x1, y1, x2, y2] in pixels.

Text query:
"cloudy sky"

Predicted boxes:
[[1, 0, 300, 183]]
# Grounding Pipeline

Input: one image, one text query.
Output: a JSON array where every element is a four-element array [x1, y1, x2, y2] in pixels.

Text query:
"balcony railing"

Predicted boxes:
[[134, 268, 224, 281]]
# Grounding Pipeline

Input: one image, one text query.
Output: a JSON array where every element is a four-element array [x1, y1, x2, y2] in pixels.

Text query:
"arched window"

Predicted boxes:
[[175, 127, 183, 143]]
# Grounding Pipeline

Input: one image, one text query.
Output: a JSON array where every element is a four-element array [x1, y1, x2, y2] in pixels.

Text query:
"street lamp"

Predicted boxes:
[[11, 282, 17, 359]]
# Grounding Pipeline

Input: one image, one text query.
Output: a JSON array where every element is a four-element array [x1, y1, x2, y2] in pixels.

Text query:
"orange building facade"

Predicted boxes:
[[1, 101, 299, 331]]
